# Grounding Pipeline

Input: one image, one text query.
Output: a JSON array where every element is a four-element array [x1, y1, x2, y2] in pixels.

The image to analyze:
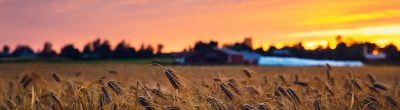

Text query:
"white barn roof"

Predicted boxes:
[[258, 56, 363, 67]]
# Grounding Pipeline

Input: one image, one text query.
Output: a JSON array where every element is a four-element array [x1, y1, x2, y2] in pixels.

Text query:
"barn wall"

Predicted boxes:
[[185, 50, 229, 65], [229, 55, 244, 64]]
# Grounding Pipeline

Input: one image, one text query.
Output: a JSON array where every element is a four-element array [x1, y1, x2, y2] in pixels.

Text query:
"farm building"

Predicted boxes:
[[185, 48, 243, 65], [363, 46, 386, 61], [240, 51, 262, 64], [258, 56, 363, 67]]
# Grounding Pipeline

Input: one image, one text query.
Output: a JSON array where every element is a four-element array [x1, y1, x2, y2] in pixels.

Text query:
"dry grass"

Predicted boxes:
[[0, 63, 399, 110]]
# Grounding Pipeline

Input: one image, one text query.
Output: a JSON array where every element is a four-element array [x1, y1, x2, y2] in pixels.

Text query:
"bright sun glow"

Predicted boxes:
[[280, 24, 400, 50], [303, 41, 328, 50], [372, 50, 380, 55]]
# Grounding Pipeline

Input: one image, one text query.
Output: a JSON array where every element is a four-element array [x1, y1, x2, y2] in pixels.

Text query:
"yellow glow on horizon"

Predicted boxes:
[[275, 24, 400, 50], [274, 43, 285, 49], [375, 39, 390, 47], [262, 38, 400, 51], [289, 24, 400, 37], [262, 43, 270, 51], [303, 41, 328, 50]]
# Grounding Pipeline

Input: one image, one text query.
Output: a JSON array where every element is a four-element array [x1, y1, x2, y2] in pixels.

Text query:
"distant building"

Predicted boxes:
[[272, 49, 291, 56], [240, 51, 262, 64], [185, 48, 243, 65], [258, 56, 363, 67], [170, 52, 190, 64], [363, 46, 386, 61]]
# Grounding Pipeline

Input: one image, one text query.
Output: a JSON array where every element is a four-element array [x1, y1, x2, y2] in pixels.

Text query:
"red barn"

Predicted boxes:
[[185, 48, 243, 65]]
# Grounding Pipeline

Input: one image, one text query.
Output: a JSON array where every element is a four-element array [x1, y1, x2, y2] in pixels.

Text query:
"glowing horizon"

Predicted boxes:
[[1, 0, 400, 52], [267, 24, 400, 50]]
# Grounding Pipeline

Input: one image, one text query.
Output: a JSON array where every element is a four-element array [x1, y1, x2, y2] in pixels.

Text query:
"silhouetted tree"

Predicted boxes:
[[82, 42, 99, 59], [226, 42, 252, 52], [11, 45, 35, 58], [98, 40, 112, 59], [193, 41, 218, 52], [224, 38, 253, 52], [335, 35, 343, 43], [382, 44, 400, 62], [113, 41, 136, 59], [114, 41, 127, 58], [0, 36, 398, 63], [146, 45, 154, 57], [92, 38, 102, 52], [137, 44, 155, 58], [334, 42, 347, 60], [349, 44, 365, 61], [137, 44, 146, 58], [83, 44, 92, 54], [289, 43, 307, 58], [1, 45, 10, 57], [60, 44, 81, 59], [38, 42, 57, 58], [254, 47, 265, 55], [264, 46, 277, 56], [156, 44, 164, 55]]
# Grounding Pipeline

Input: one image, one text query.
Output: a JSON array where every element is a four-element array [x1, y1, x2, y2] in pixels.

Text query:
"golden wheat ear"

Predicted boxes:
[[240, 104, 254, 110], [51, 72, 61, 83], [107, 80, 123, 95], [149, 63, 182, 90], [137, 96, 156, 110], [206, 96, 226, 110], [258, 103, 270, 110]]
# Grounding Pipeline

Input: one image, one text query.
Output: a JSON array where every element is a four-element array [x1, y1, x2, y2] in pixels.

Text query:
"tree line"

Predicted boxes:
[[0, 39, 165, 60], [186, 36, 400, 63], [1, 36, 399, 63]]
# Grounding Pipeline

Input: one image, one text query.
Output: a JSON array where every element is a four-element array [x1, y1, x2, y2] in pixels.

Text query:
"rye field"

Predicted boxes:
[[0, 63, 399, 110]]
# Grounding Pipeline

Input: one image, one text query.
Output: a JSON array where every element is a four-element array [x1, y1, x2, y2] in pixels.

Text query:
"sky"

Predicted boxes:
[[1, 0, 400, 52]]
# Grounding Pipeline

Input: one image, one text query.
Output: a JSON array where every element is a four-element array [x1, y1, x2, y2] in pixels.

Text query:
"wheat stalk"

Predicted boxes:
[[219, 83, 235, 100], [107, 80, 123, 95], [206, 96, 225, 110], [137, 96, 155, 110], [52, 72, 61, 83]]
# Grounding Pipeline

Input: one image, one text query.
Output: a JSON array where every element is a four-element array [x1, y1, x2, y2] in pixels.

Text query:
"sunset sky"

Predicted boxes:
[[1, 0, 400, 52]]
